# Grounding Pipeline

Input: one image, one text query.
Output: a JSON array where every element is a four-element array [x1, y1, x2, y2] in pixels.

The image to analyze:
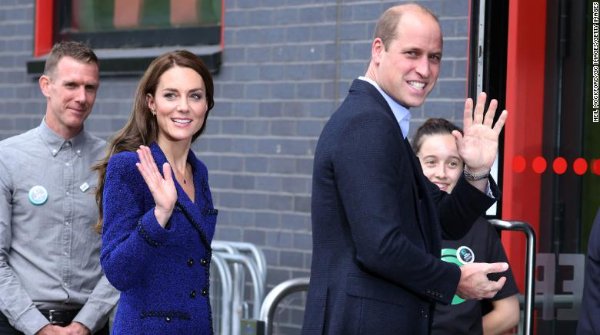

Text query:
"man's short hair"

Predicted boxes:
[[43, 41, 98, 76], [374, 3, 440, 50]]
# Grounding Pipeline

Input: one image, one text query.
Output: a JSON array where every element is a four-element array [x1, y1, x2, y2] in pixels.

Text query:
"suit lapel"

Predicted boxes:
[[353, 80, 436, 253], [402, 137, 434, 253]]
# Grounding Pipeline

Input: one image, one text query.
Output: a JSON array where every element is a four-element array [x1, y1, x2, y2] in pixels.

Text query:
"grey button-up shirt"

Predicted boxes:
[[0, 120, 119, 335]]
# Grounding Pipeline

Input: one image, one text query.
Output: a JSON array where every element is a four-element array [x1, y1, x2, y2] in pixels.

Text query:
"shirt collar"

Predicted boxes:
[[358, 76, 411, 138], [38, 119, 85, 157]]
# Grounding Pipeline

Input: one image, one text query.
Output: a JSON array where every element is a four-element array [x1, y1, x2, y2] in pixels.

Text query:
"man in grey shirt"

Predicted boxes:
[[0, 41, 118, 335]]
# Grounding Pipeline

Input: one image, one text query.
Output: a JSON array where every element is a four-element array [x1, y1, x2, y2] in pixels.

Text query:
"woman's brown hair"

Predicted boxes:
[[94, 50, 215, 232]]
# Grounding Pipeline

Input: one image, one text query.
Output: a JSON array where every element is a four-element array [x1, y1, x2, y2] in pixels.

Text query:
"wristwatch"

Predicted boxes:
[[463, 167, 490, 181]]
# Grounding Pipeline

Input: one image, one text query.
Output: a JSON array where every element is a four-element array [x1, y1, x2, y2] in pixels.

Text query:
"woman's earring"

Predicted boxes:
[[150, 108, 156, 116]]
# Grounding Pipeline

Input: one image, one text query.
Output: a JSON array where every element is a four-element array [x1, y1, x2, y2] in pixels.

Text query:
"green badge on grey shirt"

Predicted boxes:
[[28, 185, 48, 205]]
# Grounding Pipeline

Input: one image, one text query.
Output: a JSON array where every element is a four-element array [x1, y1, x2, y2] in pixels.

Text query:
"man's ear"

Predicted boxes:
[[38, 75, 51, 98], [371, 37, 385, 64]]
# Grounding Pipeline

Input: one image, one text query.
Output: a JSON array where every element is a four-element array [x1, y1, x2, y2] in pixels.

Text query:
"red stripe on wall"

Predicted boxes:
[[34, 0, 54, 57]]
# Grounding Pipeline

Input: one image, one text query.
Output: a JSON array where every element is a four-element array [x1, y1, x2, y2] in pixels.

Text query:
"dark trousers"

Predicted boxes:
[[0, 311, 109, 335]]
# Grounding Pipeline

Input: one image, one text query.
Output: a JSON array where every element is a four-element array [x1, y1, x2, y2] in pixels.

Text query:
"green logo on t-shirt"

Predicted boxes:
[[441, 246, 476, 305]]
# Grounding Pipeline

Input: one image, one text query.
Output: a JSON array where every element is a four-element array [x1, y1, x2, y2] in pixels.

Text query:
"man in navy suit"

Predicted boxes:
[[303, 3, 510, 334], [577, 207, 600, 335]]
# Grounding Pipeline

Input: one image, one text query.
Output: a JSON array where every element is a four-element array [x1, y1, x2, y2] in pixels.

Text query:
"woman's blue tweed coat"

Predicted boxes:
[[101, 142, 217, 334]]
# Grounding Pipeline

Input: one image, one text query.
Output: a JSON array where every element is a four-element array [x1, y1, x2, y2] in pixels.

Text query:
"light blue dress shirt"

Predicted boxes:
[[359, 76, 411, 138]]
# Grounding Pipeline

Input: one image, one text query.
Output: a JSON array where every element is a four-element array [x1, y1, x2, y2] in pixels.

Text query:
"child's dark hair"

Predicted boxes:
[[412, 118, 463, 154]]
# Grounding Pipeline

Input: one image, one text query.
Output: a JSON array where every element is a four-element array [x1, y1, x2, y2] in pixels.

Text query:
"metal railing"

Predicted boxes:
[[209, 240, 267, 335], [210, 252, 233, 334], [219, 241, 268, 285], [489, 219, 536, 335], [258, 277, 310, 335]]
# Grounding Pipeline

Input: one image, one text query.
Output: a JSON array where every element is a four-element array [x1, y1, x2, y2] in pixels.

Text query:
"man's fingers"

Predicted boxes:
[[457, 262, 510, 300], [463, 98, 474, 129], [484, 276, 507, 299], [493, 109, 509, 135], [489, 275, 506, 289], [451, 130, 463, 143], [483, 99, 498, 126], [485, 261, 509, 274], [473, 92, 487, 124]]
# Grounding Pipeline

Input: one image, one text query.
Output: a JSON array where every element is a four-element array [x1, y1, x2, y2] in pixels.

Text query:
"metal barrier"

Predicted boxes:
[[215, 241, 268, 284], [489, 219, 536, 335], [210, 241, 267, 335], [212, 241, 245, 335], [258, 277, 310, 335], [219, 253, 265, 318], [211, 252, 233, 335]]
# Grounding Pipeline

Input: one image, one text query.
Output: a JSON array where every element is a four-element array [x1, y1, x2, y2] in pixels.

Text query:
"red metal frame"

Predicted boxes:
[[32, 0, 225, 57], [220, 0, 225, 50], [33, 0, 54, 57], [503, 0, 546, 292]]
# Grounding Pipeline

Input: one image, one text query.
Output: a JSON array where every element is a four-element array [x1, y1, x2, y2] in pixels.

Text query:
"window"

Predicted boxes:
[[27, 0, 223, 75]]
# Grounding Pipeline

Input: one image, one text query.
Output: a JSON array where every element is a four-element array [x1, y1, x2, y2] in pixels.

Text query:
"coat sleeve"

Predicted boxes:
[[100, 152, 170, 291], [577, 208, 600, 334], [434, 176, 498, 241]]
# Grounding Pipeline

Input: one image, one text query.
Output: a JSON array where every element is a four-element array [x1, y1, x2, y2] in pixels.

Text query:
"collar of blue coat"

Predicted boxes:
[[358, 76, 411, 139], [148, 142, 203, 204], [148, 141, 214, 249], [148, 141, 198, 175]]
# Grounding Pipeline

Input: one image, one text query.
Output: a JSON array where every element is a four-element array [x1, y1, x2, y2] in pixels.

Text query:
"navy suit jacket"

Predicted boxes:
[[302, 79, 497, 335], [577, 208, 600, 335]]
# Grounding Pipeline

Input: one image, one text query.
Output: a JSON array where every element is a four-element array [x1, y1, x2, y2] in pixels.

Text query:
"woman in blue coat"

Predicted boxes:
[[95, 50, 217, 334]]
